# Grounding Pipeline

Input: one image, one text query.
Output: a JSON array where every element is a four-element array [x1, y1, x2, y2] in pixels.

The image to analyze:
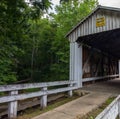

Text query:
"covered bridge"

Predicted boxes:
[[66, 5, 120, 88]]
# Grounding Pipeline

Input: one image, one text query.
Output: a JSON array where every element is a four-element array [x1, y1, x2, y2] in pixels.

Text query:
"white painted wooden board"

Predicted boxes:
[[82, 74, 119, 83], [0, 80, 76, 92], [95, 95, 120, 119], [0, 80, 77, 119], [0, 87, 77, 104]]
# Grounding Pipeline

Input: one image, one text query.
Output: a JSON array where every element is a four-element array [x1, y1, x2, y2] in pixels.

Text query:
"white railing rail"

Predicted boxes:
[[0, 80, 77, 119], [95, 95, 120, 119], [82, 74, 119, 83]]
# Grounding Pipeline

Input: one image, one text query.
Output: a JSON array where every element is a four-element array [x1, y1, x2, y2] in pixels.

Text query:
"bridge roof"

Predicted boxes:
[[66, 5, 120, 38]]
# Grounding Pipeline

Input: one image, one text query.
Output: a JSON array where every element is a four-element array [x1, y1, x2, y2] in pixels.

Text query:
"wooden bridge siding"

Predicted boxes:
[[82, 46, 119, 78], [68, 10, 120, 42]]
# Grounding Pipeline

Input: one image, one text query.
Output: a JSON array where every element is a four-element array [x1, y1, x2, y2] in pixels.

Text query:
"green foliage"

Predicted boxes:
[[30, 19, 57, 82], [30, 0, 52, 20], [50, 0, 98, 81], [0, 0, 29, 84], [0, 0, 98, 84]]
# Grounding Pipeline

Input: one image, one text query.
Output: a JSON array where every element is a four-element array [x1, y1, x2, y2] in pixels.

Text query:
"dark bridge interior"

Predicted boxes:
[[77, 28, 120, 59]]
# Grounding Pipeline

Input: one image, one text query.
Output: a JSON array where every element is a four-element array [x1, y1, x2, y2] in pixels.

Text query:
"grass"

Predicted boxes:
[[79, 97, 115, 119], [17, 93, 81, 119]]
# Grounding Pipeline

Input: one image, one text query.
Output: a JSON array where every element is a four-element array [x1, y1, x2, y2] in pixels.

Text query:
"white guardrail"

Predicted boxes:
[[95, 95, 120, 119], [82, 74, 119, 83], [0, 74, 118, 119], [0, 80, 77, 119]]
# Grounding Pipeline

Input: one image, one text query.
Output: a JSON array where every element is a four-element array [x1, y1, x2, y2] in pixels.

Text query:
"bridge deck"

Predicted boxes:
[[82, 78, 120, 95]]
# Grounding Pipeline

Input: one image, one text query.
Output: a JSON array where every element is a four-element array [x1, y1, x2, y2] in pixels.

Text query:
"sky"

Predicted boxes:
[[51, 0, 120, 8]]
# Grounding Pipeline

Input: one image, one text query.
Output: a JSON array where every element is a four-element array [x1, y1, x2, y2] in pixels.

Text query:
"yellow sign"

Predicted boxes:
[[96, 17, 105, 27]]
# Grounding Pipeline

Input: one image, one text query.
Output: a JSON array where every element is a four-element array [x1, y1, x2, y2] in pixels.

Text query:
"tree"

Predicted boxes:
[[50, 0, 98, 81], [28, 0, 52, 80], [0, 0, 30, 84], [30, 19, 57, 82], [0, 0, 98, 84]]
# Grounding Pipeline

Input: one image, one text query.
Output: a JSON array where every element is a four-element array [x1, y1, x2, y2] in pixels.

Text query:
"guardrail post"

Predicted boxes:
[[41, 87, 47, 109], [68, 83, 73, 97], [8, 90, 18, 119]]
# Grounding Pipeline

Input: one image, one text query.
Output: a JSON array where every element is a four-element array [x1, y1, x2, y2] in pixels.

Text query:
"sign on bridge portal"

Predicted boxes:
[[96, 17, 106, 27]]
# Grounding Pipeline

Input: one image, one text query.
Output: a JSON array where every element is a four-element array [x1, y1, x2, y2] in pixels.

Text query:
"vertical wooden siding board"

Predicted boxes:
[[71, 32, 73, 42], [83, 22, 85, 36], [98, 12, 103, 32], [80, 24, 83, 37], [93, 13, 97, 33], [86, 19, 89, 35], [115, 13, 119, 29], [96, 13, 99, 33], [102, 11, 106, 32], [77, 27, 79, 39], [72, 31, 75, 42], [116, 13, 120, 29], [112, 13, 116, 29], [83, 23, 85, 36], [101, 11, 105, 32], [107, 13, 111, 31], [75, 29, 77, 41], [80, 25, 83, 37], [85, 20, 88, 36], [109, 13, 112, 30], [88, 17, 90, 35], [90, 15, 95, 34], [71, 42, 74, 81], [106, 13, 109, 31], [70, 43, 72, 81], [76, 29, 78, 41], [113, 13, 116, 29], [70, 34, 73, 42], [90, 15, 92, 34], [111, 13, 114, 30], [78, 26, 81, 37], [74, 42, 78, 83], [118, 13, 120, 28], [73, 43, 76, 81]]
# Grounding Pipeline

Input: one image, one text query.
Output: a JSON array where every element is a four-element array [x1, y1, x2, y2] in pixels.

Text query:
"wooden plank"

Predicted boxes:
[[0, 80, 76, 92], [82, 74, 119, 83], [0, 87, 77, 104], [0, 94, 65, 117], [95, 95, 120, 119], [0, 91, 44, 103], [47, 87, 77, 95]]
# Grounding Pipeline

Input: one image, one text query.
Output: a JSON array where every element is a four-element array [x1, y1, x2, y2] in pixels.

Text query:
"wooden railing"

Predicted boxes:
[[0, 80, 77, 119], [95, 95, 120, 119], [82, 74, 119, 83]]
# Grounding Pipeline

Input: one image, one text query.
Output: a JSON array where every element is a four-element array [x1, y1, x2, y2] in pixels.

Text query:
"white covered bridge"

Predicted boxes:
[[66, 5, 120, 88], [1, 5, 120, 119]]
